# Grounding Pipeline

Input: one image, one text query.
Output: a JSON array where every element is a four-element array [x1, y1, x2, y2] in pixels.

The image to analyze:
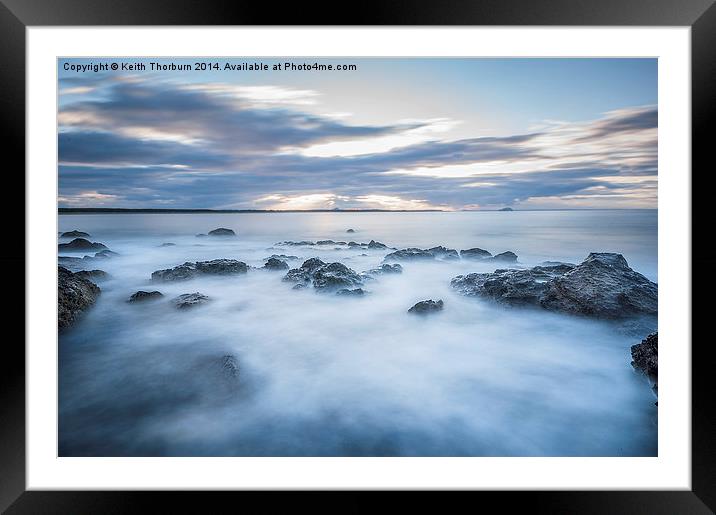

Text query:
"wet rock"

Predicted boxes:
[[451, 265, 568, 307], [172, 292, 210, 309], [312, 262, 363, 291], [408, 299, 444, 315], [428, 246, 459, 260], [58, 266, 100, 330], [488, 251, 518, 263], [196, 233, 208, 238], [94, 249, 119, 258], [264, 257, 289, 271], [152, 259, 248, 282], [208, 228, 236, 236], [367, 240, 388, 249], [58, 238, 108, 252], [277, 240, 316, 246], [283, 258, 363, 291], [317, 240, 347, 246], [267, 254, 300, 261], [460, 248, 492, 260], [336, 288, 366, 297], [292, 283, 307, 290], [346, 229, 356, 233], [384, 248, 435, 261], [128, 290, 163, 303], [221, 355, 240, 379], [159, 242, 176, 247], [61, 230, 90, 238], [452, 253, 657, 320], [362, 263, 403, 277], [75, 270, 110, 282], [631, 332, 658, 396], [540, 253, 657, 319]]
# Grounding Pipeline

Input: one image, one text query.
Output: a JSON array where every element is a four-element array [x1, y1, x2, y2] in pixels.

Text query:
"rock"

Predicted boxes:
[[221, 355, 239, 379], [363, 263, 403, 277], [408, 299, 444, 315], [58, 238, 108, 252], [499, 207, 514, 211], [208, 228, 236, 236], [452, 253, 657, 320], [94, 249, 119, 258], [267, 254, 300, 261], [61, 230, 90, 238], [631, 332, 658, 395], [312, 262, 363, 291], [367, 240, 388, 250], [346, 229, 356, 233], [428, 246, 459, 260], [384, 248, 435, 261], [75, 269, 110, 281], [159, 242, 176, 247], [58, 266, 100, 330], [264, 257, 289, 271], [283, 258, 363, 291], [336, 288, 366, 296], [541, 261, 576, 268], [460, 248, 492, 260], [317, 240, 347, 246], [292, 283, 307, 290], [488, 251, 518, 263], [172, 292, 210, 309], [128, 290, 163, 303], [277, 240, 315, 246], [152, 259, 248, 282], [540, 253, 657, 319], [451, 265, 569, 307], [196, 233, 208, 238]]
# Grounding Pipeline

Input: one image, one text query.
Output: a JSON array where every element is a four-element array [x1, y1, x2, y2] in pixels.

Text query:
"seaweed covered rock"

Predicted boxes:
[[58, 266, 100, 330]]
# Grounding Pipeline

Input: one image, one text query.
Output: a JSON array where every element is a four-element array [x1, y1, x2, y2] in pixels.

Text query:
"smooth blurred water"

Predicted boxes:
[[58, 210, 657, 456]]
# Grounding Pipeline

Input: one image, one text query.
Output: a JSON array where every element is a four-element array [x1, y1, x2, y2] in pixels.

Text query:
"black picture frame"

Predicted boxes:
[[3, 0, 713, 512]]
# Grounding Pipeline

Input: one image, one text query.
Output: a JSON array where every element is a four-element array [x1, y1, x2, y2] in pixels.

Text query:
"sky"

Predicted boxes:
[[58, 58, 657, 210]]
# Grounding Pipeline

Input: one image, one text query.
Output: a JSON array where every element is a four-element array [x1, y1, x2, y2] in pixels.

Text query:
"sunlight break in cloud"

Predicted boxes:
[[58, 191, 120, 205]]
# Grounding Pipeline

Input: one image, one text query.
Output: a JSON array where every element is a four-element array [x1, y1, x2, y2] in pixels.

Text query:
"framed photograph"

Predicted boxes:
[[4, 0, 714, 512]]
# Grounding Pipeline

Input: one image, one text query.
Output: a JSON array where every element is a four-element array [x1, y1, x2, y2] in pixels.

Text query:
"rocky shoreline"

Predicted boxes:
[[58, 227, 658, 400]]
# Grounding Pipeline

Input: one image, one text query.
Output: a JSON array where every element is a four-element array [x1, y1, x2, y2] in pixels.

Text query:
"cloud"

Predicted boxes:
[[58, 76, 657, 210]]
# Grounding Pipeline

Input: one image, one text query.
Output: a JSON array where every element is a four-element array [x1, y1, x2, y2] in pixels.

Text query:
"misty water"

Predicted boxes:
[[58, 210, 657, 456]]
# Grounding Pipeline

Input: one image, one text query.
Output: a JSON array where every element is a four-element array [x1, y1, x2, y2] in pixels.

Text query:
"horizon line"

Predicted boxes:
[[58, 207, 656, 214]]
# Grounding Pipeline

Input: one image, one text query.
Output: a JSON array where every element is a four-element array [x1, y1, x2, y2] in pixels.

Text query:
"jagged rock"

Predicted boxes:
[[367, 240, 388, 250], [94, 249, 119, 258], [208, 228, 236, 236], [460, 248, 492, 259], [631, 332, 658, 396], [312, 262, 363, 291], [452, 253, 657, 320], [346, 229, 356, 233], [428, 246, 459, 260], [75, 270, 110, 282], [451, 265, 569, 306], [317, 240, 347, 246], [128, 290, 163, 303], [540, 253, 657, 318], [283, 258, 363, 291], [541, 261, 576, 268], [264, 257, 289, 271], [336, 288, 366, 296], [159, 242, 176, 247], [408, 299, 444, 315], [277, 240, 316, 246], [58, 266, 100, 329], [267, 254, 300, 261], [61, 230, 90, 238], [172, 292, 210, 309], [58, 238, 108, 252], [488, 251, 518, 263], [362, 263, 403, 277], [384, 248, 435, 261], [152, 259, 248, 282]]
